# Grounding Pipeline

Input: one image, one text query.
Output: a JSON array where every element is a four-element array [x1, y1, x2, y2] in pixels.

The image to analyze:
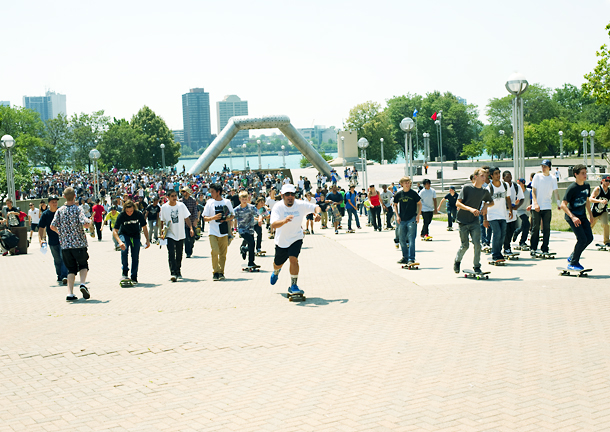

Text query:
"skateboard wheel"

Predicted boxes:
[[485, 276, 489, 279]]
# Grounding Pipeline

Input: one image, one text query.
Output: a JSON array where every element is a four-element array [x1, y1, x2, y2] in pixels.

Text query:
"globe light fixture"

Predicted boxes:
[[506, 72, 529, 180], [88, 149, 101, 200], [1, 134, 16, 201], [357, 138, 369, 187], [380, 137, 385, 164], [558, 131, 564, 159]]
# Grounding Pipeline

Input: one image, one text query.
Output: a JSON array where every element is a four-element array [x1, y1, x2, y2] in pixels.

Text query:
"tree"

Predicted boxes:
[[98, 119, 146, 170], [584, 22, 610, 105], [34, 114, 72, 172], [130, 106, 180, 170], [461, 140, 484, 161], [344, 101, 396, 163], [481, 125, 510, 161], [486, 83, 560, 128], [70, 111, 110, 171]]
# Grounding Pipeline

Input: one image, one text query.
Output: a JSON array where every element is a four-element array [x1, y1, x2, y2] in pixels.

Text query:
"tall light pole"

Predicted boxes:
[[358, 138, 369, 187], [435, 115, 444, 192], [400, 117, 415, 177], [590, 130, 596, 174], [340, 136, 346, 167], [257, 139, 262, 170], [228, 147, 233, 171], [242, 143, 247, 171], [506, 72, 529, 181], [281, 145, 286, 168], [581, 130, 588, 166], [559, 131, 564, 159], [160, 143, 166, 172], [499, 130, 505, 160], [380, 137, 385, 164], [88, 149, 101, 200], [422, 132, 430, 165], [1, 135, 15, 202]]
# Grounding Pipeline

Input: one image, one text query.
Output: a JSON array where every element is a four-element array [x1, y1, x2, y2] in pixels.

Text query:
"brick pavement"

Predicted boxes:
[[1, 219, 610, 431]]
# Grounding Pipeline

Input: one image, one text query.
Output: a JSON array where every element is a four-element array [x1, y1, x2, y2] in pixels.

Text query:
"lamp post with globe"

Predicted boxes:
[[160, 143, 166, 172], [400, 117, 415, 177], [505, 72, 529, 180], [589, 130, 596, 174], [380, 138, 384, 164], [581, 130, 588, 166], [559, 131, 564, 159], [357, 138, 369, 187], [0, 134, 16, 201], [435, 113, 444, 192], [88, 149, 101, 200]]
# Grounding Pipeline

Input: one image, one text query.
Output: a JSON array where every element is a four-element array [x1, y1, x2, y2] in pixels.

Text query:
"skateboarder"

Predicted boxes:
[[325, 185, 344, 234], [159, 190, 194, 281], [235, 191, 262, 269], [454, 168, 494, 274], [202, 183, 235, 281], [512, 178, 531, 249], [269, 184, 322, 296], [560, 164, 605, 271], [437, 186, 458, 231], [345, 185, 361, 232], [502, 171, 523, 255], [113, 200, 151, 284], [590, 175, 610, 246], [393, 176, 421, 266], [530, 160, 561, 256], [418, 179, 437, 239], [484, 167, 512, 262]]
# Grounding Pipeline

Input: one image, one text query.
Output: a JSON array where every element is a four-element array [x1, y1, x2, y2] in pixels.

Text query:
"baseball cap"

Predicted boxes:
[[449, 186, 455, 190], [48, 195, 59, 201], [541, 159, 552, 168], [280, 184, 296, 194], [603, 176, 610, 181]]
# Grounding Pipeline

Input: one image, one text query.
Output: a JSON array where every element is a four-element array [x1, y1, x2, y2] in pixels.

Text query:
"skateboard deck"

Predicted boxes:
[[159, 226, 168, 248], [401, 262, 420, 270], [242, 266, 260, 272], [488, 259, 506, 266], [346, 230, 355, 233], [514, 245, 530, 251], [532, 252, 556, 259], [557, 267, 592, 277], [89, 229, 96, 238], [463, 269, 490, 280], [119, 278, 134, 287], [596, 243, 609, 251], [330, 204, 341, 221], [421, 236, 433, 241], [505, 253, 520, 260], [255, 251, 266, 256], [287, 291, 306, 302]]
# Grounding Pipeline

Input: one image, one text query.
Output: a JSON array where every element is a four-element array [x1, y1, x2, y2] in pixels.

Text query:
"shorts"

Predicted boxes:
[[61, 248, 90, 274], [30, 223, 38, 232], [306, 214, 313, 221], [593, 211, 608, 225], [274, 240, 303, 266]]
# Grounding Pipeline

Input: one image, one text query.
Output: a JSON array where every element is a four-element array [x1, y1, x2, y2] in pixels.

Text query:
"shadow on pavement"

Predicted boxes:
[[279, 294, 349, 307], [69, 299, 110, 304]]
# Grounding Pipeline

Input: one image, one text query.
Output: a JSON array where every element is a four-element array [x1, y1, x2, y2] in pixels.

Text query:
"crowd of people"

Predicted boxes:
[[1, 159, 608, 301]]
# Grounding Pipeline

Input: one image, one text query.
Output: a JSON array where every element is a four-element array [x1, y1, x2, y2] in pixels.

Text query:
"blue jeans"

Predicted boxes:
[[455, 222, 482, 269], [346, 207, 360, 230], [489, 219, 507, 260], [120, 235, 141, 278], [447, 207, 457, 228], [49, 244, 68, 280], [398, 217, 417, 262], [479, 214, 491, 245], [565, 214, 594, 265]]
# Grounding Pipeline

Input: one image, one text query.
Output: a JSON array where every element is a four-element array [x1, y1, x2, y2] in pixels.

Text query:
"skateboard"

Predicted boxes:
[[596, 243, 610, 251], [287, 290, 306, 302], [330, 204, 342, 223], [463, 269, 491, 280], [421, 236, 433, 241], [255, 250, 266, 256], [401, 262, 420, 270], [447, 227, 454, 231], [346, 230, 355, 233], [242, 266, 260, 272], [504, 252, 520, 260], [514, 245, 530, 251], [531, 251, 556, 259], [195, 227, 201, 237], [482, 246, 492, 253], [557, 267, 592, 277], [89, 229, 96, 238], [159, 226, 168, 248], [488, 259, 506, 266], [119, 278, 134, 287]]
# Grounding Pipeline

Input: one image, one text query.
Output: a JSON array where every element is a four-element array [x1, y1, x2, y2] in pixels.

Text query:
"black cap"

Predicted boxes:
[[48, 195, 59, 201]]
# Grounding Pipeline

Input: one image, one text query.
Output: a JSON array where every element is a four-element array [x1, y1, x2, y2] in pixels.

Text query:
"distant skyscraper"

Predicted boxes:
[[217, 95, 249, 146], [172, 130, 185, 144], [0, 101, 9, 107], [456, 96, 467, 106], [182, 88, 212, 151], [23, 91, 66, 122]]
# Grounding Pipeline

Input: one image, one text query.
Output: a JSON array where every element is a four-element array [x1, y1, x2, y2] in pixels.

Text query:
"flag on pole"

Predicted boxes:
[[413, 109, 418, 118], [431, 112, 437, 121]]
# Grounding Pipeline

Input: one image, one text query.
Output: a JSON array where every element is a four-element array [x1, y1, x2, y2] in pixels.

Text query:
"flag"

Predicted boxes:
[[413, 109, 418, 118], [431, 112, 437, 121]]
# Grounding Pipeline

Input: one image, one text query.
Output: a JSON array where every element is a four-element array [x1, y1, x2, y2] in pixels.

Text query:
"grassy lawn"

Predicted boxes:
[[433, 209, 605, 235]]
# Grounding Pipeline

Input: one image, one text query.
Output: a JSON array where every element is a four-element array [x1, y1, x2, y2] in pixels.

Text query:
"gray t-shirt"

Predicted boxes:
[[380, 191, 393, 207], [456, 183, 493, 225]]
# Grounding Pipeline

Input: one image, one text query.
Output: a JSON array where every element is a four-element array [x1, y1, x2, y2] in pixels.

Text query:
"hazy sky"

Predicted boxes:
[[3, 0, 610, 134]]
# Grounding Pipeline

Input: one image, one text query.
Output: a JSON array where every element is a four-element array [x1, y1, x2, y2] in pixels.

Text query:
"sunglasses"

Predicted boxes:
[[284, 192, 295, 196]]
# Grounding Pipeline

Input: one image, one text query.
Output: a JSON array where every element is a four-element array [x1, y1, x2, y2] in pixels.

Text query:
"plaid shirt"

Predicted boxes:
[[181, 196, 198, 226]]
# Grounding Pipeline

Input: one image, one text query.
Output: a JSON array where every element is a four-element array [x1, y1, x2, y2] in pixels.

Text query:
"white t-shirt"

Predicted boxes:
[[270, 199, 317, 248], [485, 182, 509, 221], [507, 182, 524, 222], [160, 202, 191, 241], [266, 197, 278, 211], [28, 208, 40, 224], [203, 198, 234, 237], [418, 188, 437, 212], [283, 177, 291, 184], [532, 173, 558, 210]]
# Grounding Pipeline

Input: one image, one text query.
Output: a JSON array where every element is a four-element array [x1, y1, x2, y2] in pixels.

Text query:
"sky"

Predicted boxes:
[[3, 0, 610, 134]]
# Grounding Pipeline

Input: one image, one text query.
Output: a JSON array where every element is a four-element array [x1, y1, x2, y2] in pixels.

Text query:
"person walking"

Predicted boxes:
[[513, 179, 531, 249], [380, 184, 394, 230], [530, 160, 560, 256], [113, 200, 150, 284], [485, 167, 512, 262], [180, 188, 198, 258], [159, 190, 194, 281], [368, 185, 382, 232], [27, 202, 40, 244], [235, 191, 263, 269], [393, 177, 421, 265], [203, 183, 235, 281], [269, 184, 321, 296], [37, 196, 68, 285], [144, 196, 161, 244], [453, 169, 494, 274], [49, 187, 92, 301], [344, 185, 361, 232], [590, 176, 610, 246], [326, 185, 344, 235], [502, 171, 523, 255], [437, 186, 458, 231], [418, 179, 437, 239], [91, 198, 105, 241]]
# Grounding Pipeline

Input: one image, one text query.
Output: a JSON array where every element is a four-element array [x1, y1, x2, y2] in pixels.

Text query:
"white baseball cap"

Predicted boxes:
[[280, 184, 296, 194]]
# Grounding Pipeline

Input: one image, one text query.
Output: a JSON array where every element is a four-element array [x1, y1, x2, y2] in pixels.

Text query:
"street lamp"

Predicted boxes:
[[281, 145, 286, 169], [380, 138, 385, 164], [357, 137, 369, 188], [340, 136, 346, 167], [0, 134, 15, 202], [506, 72, 529, 181], [257, 139, 262, 170], [435, 114, 445, 192], [589, 130, 596, 174], [422, 132, 430, 165], [499, 130, 505, 160], [400, 117, 415, 177], [160, 143, 166, 172], [228, 147, 233, 171], [581, 130, 588, 166], [242, 143, 247, 171], [559, 131, 564, 159], [88, 148, 101, 200]]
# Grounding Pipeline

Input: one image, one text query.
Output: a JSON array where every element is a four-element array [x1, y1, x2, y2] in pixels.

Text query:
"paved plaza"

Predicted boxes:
[[2, 210, 610, 432]]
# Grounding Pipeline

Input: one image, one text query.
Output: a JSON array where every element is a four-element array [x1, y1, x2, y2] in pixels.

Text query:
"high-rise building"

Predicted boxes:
[[216, 95, 249, 147], [0, 101, 9, 107], [456, 96, 467, 106], [182, 88, 212, 152], [172, 130, 185, 144], [22, 91, 66, 122]]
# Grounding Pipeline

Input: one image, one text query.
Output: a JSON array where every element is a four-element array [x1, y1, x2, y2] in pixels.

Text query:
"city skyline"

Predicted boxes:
[[2, 1, 609, 134]]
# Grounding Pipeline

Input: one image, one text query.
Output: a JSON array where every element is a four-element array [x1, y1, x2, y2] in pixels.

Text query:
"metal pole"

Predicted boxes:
[[560, 135, 563, 159], [361, 149, 365, 185], [257, 143, 262, 170], [243, 149, 247, 171], [583, 136, 588, 166], [364, 149, 368, 188], [439, 122, 444, 192], [380, 139, 384, 165], [409, 132, 414, 178], [590, 134, 595, 174], [415, 117, 419, 159], [512, 98, 518, 176], [6, 148, 15, 202], [229, 151, 232, 170], [161, 148, 165, 172], [519, 97, 525, 180], [404, 133, 409, 176]]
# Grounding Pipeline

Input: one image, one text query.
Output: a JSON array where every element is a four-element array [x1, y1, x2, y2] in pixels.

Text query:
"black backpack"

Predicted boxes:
[[0, 229, 19, 253]]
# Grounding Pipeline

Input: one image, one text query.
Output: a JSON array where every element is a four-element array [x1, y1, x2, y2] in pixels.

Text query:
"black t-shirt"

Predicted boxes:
[[114, 210, 146, 237], [444, 193, 458, 209], [304, 180, 311, 190], [326, 192, 343, 205], [230, 195, 240, 209], [456, 184, 493, 225], [145, 204, 161, 221], [394, 189, 421, 220], [38, 209, 60, 246], [563, 182, 590, 217]]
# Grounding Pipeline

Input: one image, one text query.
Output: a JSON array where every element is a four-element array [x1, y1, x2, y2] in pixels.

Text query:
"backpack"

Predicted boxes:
[[0, 229, 20, 254]]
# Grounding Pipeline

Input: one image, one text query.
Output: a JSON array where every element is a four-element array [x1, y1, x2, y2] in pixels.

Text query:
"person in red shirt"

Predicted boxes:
[[91, 198, 106, 241]]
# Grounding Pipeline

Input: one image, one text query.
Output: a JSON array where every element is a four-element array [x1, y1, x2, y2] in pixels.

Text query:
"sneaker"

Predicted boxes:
[[186, 254, 191, 258], [335, 230, 338, 235], [171, 275, 178, 282], [79, 284, 90, 299], [473, 266, 482, 274], [177, 273, 182, 279], [66, 295, 78, 301], [567, 255, 572, 264], [212, 273, 219, 281], [453, 261, 461, 274], [131, 277, 138, 285], [218, 273, 225, 280], [241, 245, 247, 260], [568, 263, 584, 271], [270, 272, 278, 285], [62, 277, 68, 285], [407, 260, 415, 266], [397, 258, 408, 264], [288, 284, 303, 295], [311, 230, 314, 234], [504, 249, 512, 255]]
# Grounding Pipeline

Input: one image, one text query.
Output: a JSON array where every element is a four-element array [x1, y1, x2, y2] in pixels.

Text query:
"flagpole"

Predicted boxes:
[[415, 115, 419, 163]]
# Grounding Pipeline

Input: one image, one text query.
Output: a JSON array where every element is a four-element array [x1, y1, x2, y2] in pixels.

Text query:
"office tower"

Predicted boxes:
[[216, 95, 249, 146], [22, 91, 66, 122], [182, 88, 212, 152], [172, 130, 185, 144], [0, 101, 9, 107]]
